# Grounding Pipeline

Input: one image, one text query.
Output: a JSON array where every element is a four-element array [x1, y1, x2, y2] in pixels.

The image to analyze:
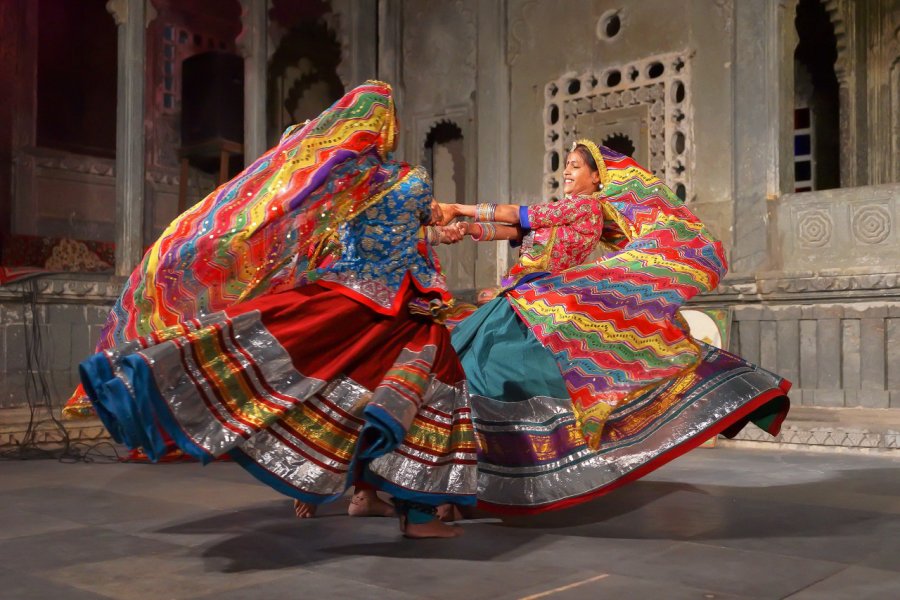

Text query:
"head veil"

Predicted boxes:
[[64, 81, 406, 417], [511, 139, 728, 449]]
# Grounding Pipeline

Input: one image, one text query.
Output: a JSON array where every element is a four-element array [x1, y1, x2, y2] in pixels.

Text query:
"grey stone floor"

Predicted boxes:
[[1, 448, 899, 600]]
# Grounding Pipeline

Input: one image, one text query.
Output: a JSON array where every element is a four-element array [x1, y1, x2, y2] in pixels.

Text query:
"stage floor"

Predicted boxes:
[[1, 447, 898, 599]]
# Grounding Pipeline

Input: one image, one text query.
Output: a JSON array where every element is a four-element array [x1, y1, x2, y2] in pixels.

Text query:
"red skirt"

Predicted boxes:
[[80, 284, 477, 506]]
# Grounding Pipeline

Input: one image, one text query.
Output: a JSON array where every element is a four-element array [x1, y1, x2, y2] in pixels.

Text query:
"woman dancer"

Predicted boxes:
[[442, 140, 790, 514], [79, 82, 474, 538]]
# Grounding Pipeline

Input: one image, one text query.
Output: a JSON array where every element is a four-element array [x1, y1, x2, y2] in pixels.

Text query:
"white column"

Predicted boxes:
[[238, 0, 268, 165], [475, 0, 511, 285], [107, 0, 148, 276]]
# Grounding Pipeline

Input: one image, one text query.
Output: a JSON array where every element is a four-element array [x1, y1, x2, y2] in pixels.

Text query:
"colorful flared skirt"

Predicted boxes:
[[451, 296, 790, 514], [80, 284, 478, 507]]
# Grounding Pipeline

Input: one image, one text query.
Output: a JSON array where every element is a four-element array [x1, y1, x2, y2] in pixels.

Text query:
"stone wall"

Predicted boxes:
[[12, 147, 212, 246], [507, 0, 735, 246], [730, 302, 900, 409], [775, 184, 900, 273], [0, 276, 119, 409]]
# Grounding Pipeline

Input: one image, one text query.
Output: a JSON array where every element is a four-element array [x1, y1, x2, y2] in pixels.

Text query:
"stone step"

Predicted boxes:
[[0, 406, 110, 448], [722, 406, 900, 453], [3, 406, 898, 452]]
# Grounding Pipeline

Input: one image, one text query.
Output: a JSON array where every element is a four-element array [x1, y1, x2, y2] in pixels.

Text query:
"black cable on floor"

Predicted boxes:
[[0, 278, 123, 463]]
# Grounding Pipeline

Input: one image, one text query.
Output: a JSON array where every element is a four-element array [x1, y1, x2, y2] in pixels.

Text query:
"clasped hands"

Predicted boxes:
[[431, 202, 471, 245]]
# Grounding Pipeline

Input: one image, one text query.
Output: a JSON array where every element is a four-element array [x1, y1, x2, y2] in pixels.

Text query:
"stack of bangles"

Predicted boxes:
[[424, 226, 442, 246], [469, 222, 497, 241], [475, 203, 497, 222]]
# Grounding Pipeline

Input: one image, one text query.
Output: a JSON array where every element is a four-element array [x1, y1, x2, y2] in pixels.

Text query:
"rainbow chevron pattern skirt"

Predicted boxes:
[[452, 295, 789, 514]]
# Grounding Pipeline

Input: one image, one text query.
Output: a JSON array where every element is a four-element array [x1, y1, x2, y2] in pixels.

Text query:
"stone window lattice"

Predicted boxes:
[[543, 51, 692, 202]]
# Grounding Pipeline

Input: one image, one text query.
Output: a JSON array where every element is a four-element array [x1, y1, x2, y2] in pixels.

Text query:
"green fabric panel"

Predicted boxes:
[[451, 298, 569, 402], [747, 396, 789, 432]]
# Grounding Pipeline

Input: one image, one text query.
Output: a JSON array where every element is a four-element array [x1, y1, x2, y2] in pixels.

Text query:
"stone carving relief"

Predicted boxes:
[[106, 0, 158, 27], [711, 0, 733, 35], [507, 0, 538, 67], [543, 51, 692, 201], [778, 184, 900, 272], [0, 276, 124, 301], [796, 208, 834, 248], [851, 204, 892, 245], [23, 151, 115, 178], [821, 0, 851, 82], [708, 270, 900, 299]]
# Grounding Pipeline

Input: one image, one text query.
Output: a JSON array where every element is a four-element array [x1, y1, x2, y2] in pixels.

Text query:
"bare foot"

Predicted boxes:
[[348, 489, 396, 517], [401, 516, 463, 539], [293, 499, 317, 518], [436, 504, 464, 522]]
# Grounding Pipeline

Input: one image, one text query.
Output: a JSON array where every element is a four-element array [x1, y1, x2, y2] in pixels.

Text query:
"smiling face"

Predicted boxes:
[[563, 148, 601, 196]]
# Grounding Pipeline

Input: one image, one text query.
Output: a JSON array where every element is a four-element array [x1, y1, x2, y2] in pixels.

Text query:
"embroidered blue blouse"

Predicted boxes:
[[316, 166, 448, 313]]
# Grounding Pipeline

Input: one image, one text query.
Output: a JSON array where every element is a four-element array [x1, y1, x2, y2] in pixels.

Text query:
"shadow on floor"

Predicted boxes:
[[154, 467, 898, 573]]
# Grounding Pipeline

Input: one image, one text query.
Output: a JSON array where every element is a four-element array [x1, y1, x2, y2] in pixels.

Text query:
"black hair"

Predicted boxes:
[[572, 145, 600, 173]]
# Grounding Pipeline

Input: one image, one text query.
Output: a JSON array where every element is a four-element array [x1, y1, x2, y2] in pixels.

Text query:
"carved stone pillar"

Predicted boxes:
[[475, 0, 510, 285], [865, 0, 899, 186], [730, 0, 796, 274], [107, 0, 149, 276], [824, 0, 867, 188], [238, 0, 268, 166]]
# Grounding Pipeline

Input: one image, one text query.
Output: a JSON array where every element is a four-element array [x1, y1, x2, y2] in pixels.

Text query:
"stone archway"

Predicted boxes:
[[267, 2, 343, 142]]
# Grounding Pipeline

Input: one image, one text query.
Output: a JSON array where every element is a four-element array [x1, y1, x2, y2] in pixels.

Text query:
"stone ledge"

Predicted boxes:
[[698, 268, 900, 304], [0, 273, 124, 303], [0, 406, 111, 448], [722, 406, 900, 453]]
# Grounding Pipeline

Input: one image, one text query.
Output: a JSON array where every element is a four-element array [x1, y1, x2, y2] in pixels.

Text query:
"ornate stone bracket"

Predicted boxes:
[[699, 267, 900, 304], [105, 0, 157, 27], [0, 275, 124, 303], [821, 0, 851, 83]]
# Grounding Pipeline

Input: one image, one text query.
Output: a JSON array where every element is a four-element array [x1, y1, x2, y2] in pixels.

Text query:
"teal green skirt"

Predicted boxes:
[[450, 297, 568, 402], [450, 292, 791, 517]]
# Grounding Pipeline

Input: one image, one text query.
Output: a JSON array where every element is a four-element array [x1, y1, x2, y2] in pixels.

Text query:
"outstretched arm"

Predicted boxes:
[[438, 203, 523, 226], [463, 222, 524, 242], [440, 197, 605, 229]]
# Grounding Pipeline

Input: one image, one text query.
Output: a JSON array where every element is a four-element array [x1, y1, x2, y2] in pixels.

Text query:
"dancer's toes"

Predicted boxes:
[[348, 490, 395, 517], [293, 499, 317, 518], [402, 518, 463, 539], [436, 504, 464, 522]]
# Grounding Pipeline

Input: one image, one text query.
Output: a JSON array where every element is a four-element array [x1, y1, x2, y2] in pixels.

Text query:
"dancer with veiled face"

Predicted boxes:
[[79, 82, 473, 538]]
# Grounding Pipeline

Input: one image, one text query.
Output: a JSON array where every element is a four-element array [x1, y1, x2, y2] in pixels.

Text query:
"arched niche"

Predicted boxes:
[[420, 116, 476, 292], [424, 120, 465, 202], [267, 2, 343, 142]]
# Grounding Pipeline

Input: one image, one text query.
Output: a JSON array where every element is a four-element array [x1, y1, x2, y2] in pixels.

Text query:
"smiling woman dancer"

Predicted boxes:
[[441, 140, 791, 514], [78, 81, 475, 538]]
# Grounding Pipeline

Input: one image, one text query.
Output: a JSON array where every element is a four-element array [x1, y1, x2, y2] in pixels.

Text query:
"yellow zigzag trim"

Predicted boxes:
[[509, 297, 699, 357]]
